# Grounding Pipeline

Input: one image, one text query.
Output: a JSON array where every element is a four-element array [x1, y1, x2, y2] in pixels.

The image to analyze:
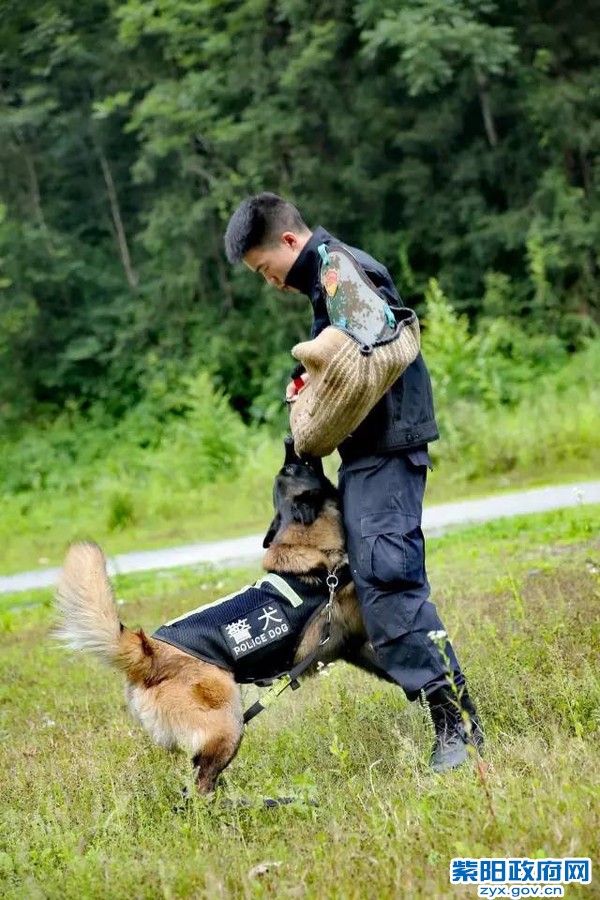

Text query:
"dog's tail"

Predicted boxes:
[[55, 541, 155, 682]]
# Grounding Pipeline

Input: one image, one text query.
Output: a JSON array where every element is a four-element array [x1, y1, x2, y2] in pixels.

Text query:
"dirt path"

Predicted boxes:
[[2, 480, 599, 595]]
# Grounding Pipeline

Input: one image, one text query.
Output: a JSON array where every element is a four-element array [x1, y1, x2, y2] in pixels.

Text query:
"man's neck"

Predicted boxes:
[[284, 226, 331, 297]]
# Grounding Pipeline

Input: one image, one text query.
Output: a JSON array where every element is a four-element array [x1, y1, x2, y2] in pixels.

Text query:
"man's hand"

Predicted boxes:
[[285, 372, 310, 403]]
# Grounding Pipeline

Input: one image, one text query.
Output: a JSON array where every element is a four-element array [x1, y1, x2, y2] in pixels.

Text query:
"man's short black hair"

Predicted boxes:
[[224, 192, 308, 263]]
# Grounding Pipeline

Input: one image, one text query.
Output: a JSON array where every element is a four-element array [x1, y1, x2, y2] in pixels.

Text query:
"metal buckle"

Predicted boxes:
[[319, 614, 331, 646], [326, 573, 339, 594], [319, 569, 339, 646]]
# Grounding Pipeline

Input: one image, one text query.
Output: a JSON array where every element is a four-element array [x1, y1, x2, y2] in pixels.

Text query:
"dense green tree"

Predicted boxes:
[[1, 0, 598, 425]]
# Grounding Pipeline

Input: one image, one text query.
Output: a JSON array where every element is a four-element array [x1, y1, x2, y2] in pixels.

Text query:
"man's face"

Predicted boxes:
[[243, 230, 309, 291]]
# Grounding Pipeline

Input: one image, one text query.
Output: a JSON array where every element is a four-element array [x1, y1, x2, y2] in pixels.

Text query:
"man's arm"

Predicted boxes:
[[362, 262, 402, 310], [310, 296, 329, 339]]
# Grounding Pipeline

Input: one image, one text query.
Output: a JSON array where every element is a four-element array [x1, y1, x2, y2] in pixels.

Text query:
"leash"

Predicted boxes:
[[242, 569, 342, 725]]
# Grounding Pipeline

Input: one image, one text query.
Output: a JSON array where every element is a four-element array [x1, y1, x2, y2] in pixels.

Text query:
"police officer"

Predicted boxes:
[[224, 192, 483, 772]]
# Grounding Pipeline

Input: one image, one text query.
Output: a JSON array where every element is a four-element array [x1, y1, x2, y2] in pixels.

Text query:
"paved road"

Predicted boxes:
[[2, 480, 598, 595]]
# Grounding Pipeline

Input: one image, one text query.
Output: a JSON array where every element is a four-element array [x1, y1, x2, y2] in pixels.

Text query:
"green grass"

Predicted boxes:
[[1, 506, 599, 898]]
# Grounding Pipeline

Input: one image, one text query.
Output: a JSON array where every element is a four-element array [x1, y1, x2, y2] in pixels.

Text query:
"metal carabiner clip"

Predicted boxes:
[[326, 573, 339, 596]]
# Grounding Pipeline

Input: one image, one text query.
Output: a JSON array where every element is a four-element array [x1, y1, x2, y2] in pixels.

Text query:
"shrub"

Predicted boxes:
[[107, 491, 137, 531]]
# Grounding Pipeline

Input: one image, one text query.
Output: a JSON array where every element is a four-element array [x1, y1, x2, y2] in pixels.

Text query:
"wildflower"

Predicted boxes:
[[317, 661, 334, 677], [428, 630, 447, 642]]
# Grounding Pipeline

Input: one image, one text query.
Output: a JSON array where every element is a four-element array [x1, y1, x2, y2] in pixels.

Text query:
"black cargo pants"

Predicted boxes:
[[338, 450, 465, 701]]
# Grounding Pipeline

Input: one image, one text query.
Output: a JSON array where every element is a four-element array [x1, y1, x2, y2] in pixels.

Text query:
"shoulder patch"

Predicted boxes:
[[319, 244, 395, 347]]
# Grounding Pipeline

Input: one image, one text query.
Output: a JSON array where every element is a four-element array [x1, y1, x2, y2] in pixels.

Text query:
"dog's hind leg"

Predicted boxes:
[[129, 657, 244, 794], [192, 719, 243, 794], [186, 678, 244, 795]]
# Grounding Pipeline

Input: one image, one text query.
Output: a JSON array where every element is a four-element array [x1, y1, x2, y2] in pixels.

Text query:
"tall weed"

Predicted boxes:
[[421, 279, 598, 477]]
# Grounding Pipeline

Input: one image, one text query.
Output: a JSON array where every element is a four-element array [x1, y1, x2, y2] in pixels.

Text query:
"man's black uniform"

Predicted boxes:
[[285, 226, 465, 701]]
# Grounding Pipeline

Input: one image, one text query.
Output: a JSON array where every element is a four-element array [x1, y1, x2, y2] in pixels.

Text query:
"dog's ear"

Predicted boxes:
[[283, 436, 299, 466], [262, 512, 282, 548], [305, 456, 324, 479], [290, 490, 321, 526]]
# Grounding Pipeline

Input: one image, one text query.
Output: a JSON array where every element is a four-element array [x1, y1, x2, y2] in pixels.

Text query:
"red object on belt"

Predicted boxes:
[[286, 373, 309, 404]]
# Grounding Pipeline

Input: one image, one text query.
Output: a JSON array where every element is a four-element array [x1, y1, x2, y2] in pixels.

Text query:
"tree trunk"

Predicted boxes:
[[16, 131, 52, 249], [95, 143, 139, 292], [474, 67, 499, 149]]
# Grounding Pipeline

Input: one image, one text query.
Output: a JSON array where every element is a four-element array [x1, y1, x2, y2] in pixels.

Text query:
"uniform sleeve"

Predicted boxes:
[[310, 298, 330, 339]]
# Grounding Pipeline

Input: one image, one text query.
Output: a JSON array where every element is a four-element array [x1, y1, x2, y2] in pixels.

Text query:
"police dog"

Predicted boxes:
[[55, 439, 388, 794]]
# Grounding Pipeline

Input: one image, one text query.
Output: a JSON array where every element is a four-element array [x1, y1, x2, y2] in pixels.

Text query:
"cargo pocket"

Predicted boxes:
[[361, 511, 425, 588]]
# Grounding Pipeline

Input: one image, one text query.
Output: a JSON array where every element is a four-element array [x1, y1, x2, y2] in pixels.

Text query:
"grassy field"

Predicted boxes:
[[1, 504, 599, 898]]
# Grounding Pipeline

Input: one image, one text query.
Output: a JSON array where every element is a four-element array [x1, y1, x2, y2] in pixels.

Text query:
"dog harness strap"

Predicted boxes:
[[254, 573, 304, 608], [290, 562, 352, 593], [243, 674, 295, 724], [243, 569, 340, 725], [242, 610, 329, 725]]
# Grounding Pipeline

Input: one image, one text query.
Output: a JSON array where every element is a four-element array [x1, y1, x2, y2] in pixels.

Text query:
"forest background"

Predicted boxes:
[[1, 0, 599, 572]]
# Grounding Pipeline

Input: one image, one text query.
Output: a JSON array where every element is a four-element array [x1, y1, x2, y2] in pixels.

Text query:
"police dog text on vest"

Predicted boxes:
[[232, 623, 290, 655]]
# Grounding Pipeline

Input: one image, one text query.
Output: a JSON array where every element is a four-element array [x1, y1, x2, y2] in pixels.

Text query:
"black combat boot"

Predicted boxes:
[[426, 687, 484, 773]]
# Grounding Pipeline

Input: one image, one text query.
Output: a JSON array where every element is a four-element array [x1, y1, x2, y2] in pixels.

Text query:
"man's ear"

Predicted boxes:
[[281, 231, 299, 249], [262, 512, 282, 549]]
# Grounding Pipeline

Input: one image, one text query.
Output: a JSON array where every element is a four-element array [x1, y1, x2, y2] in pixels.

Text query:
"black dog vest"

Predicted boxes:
[[152, 573, 329, 684]]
